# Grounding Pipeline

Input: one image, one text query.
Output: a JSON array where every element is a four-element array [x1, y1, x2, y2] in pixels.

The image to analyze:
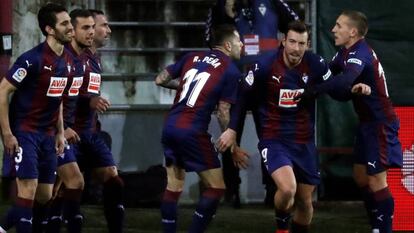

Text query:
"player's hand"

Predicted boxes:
[[90, 96, 111, 113], [216, 128, 236, 152], [2, 133, 19, 155], [64, 127, 80, 144], [55, 132, 66, 156], [232, 146, 250, 169], [351, 83, 371, 95]]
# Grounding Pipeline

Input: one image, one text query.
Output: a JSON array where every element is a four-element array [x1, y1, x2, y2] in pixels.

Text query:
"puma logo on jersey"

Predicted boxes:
[[349, 51, 357, 55], [377, 214, 384, 222], [47, 77, 68, 97], [25, 60, 32, 67], [44, 65, 52, 71], [272, 75, 282, 83], [368, 161, 377, 168], [19, 217, 33, 224]]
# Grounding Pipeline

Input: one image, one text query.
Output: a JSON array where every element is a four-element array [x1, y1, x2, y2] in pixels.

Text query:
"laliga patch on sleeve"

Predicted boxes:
[[12, 68, 27, 83], [245, 70, 254, 86], [347, 58, 362, 66]]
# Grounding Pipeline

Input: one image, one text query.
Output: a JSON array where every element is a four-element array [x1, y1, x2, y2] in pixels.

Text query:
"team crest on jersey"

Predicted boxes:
[[258, 3, 267, 16], [279, 89, 304, 108], [68, 76, 83, 96], [245, 70, 254, 86], [88, 72, 101, 94], [12, 68, 27, 83], [47, 77, 68, 97], [302, 73, 308, 84]]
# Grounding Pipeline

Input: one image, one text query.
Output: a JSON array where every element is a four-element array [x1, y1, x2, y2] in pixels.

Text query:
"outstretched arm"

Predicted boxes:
[[155, 69, 180, 90]]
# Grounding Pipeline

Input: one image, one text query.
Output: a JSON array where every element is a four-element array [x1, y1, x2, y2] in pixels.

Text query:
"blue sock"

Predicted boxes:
[[291, 221, 310, 233], [275, 209, 291, 230], [372, 187, 394, 233], [361, 186, 375, 226], [0, 197, 34, 233], [103, 176, 125, 233], [160, 190, 181, 233], [63, 188, 83, 233], [33, 201, 50, 233], [188, 188, 225, 233], [46, 196, 63, 233]]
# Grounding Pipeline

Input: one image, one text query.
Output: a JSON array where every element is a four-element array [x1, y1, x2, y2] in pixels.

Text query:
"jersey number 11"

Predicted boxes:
[[178, 68, 211, 107]]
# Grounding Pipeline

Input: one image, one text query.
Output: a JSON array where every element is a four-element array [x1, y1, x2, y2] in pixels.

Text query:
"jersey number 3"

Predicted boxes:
[[178, 68, 211, 107]]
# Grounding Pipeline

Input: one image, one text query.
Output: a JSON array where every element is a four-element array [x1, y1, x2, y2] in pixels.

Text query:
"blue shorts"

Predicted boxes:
[[57, 144, 78, 167], [74, 132, 115, 170], [354, 120, 403, 175], [2, 131, 57, 183], [162, 127, 221, 172], [258, 140, 320, 185]]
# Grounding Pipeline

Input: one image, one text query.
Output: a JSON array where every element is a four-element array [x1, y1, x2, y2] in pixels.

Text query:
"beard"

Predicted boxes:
[[55, 30, 72, 44]]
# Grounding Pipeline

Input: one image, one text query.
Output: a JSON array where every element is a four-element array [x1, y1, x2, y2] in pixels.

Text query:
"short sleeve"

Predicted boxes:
[[166, 53, 194, 79], [220, 65, 241, 104], [5, 53, 38, 88]]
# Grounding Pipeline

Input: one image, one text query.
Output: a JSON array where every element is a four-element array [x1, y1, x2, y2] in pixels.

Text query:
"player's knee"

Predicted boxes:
[[295, 197, 313, 213], [67, 176, 85, 190], [17, 181, 38, 200], [100, 166, 118, 182], [278, 186, 296, 200], [208, 182, 226, 190], [166, 183, 184, 192], [35, 191, 53, 204], [104, 175, 124, 191]]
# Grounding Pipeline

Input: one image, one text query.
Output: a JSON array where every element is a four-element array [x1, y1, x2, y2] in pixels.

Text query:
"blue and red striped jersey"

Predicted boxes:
[[241, 48, 331, 143], [164, 50, 241, 132], [6, 41, 75, 135], [73, 48, 101, 134], [63, 43, 86, 129], [330, 39, 397, 122]]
